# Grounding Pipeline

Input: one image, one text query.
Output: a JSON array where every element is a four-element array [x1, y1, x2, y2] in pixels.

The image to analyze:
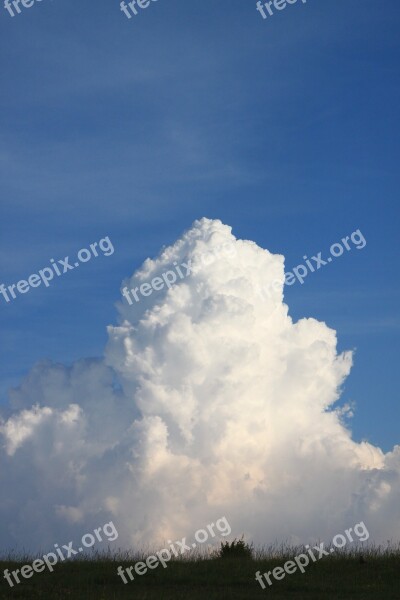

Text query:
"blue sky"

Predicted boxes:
[[0, 0, 399, 451]]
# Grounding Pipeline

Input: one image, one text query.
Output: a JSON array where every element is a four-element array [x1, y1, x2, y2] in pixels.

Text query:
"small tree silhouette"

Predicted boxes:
[[218, 536, 253, 559]]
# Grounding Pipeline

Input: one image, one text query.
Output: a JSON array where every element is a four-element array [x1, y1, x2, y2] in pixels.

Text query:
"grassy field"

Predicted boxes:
[[1, 547, 399, 599]]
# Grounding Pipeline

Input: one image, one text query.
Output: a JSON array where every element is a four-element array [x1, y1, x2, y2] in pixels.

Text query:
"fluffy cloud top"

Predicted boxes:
[[1, 218, 399, 552]]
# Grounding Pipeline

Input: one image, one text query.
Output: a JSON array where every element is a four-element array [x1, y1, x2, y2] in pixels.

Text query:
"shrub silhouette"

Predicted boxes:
[[218, 537, 253, 559]]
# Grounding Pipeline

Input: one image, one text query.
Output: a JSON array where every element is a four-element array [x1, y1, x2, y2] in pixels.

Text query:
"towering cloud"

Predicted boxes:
[[1, 218, 399, 552]]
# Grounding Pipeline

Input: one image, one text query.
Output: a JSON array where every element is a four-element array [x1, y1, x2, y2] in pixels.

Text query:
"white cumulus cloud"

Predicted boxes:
[[1, 218, 399, 551]]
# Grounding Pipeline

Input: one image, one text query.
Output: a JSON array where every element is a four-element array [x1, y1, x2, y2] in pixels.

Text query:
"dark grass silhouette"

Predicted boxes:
[[1, 542, 400, 599]]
